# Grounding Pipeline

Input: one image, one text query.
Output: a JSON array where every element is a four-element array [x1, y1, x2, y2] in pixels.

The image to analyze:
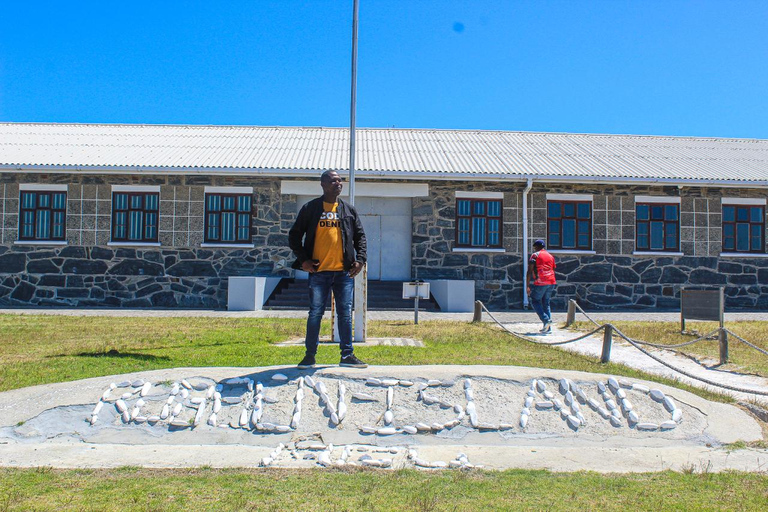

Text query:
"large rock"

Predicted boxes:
[[166, 260, 217, 277], [108, 259, 165, 276], [62, 259, 108, 274], [689, 269, 727, 285], [11, 281, 35, 302], [568, 264, 612, 283], [0, 253, 26, 273]]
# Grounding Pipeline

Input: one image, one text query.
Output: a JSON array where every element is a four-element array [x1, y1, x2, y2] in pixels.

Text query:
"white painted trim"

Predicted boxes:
[[455, 191, 504, 199], [452, 247, 506, 253], [19, 184, 68, 191], [546, 193, 593, 202], [204, 186, 253, 194], [548, 250, 597, 255], [281, 180, 428, 197], [719, 252, 768, 258], [107, 242, 162, 247], [111, 185, 161, 193], [14, 240, 67, 246], [632, 251, 684, 256], [201, 243, 255, 249], [721, 197, 766, 206], [635, 196, 681, 204]]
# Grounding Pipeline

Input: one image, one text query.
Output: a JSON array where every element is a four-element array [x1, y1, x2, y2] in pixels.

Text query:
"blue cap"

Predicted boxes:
[[533, 239, 546, 247]]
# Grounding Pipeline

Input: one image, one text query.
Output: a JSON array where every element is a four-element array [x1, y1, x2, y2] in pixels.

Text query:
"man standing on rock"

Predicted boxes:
[[288, 170, 368, 369], [526, 239, 557, 334]]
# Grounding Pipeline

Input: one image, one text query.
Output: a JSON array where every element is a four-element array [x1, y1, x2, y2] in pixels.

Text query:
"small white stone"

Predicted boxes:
[[117, 381, 131, 388], [564, 391, 574, 406], [115, 400, 128, 413], [611, 408, 621, 419], [597, 407, 610, 419], [213, 391, 221, 400], [181, 379, 192, 389], [632, 384, 650, 393], [263, 395, 279, 404], [213, 399, 222, 414], [619, 379, 633, 389], [431, 422, 444, 431], [559, 379, 570, 394], [415, 422, 431, 431], [587, 398, 600, 411], [291, 411, 301, 429], [553, 399, 563, 411], [109, 382, 117, 390], [605, 399, 617, 410], [180, 389, 189, 399], [570, 402, 580, 413], [560, 409, 569, 420], [477, 422, 496, 430], [366, 378, 382, 386], [524, 396, 533, 408], [527, 389, 536, 398], [543, 390, 554, 399], [316, 381, 328, 395], [431, 461, 448, 468], [352, 392, 375, 401], [93, 402, 104, 415], [384, 410, 394, 424], [520, 414, 529, 428], [206, 386, 215, 399], [597, 381, 606, 393], [381, 378, 398, 386], [663, 396, 676, 412], [530, 379, 538, 391], [566, 415, 581, 429], [261, 456, 273, 467], [89, 415, 98, 425], [121, 392, 132, 399], [427, 379, 441, 387], [607, 377, 619, 392], [616, 389, 626, 399], [172, 403, 183, 416], [672, 409, 683, 422], [621, 399, 633, 412], [536, 401, 554, 410], [628, 411, 639, 424], [160, 404, 170, 419], [121, 411, 130, 423], [440, 379, 455, 387], [147, 415, 160, 424], [190, 397, 204, 405], [444, 419, 460, 428], [272, 373, 288, 382], [499, 423, 515, 430], [403, 425, 418, 434], [386, 387, 394, 408], [575, 388, 588, 404], [536, 381, 546, 393], [101, 389, 112, 401], [361, 425, 378, 434], [649, 389, 665, 402], [399, 380, 414, 387], [465, 388, 474, 401], [130, 406, 141, 420], [193, 405, 205, 426], [338, 401, 347, 421], [453, 404, 463, 414], [637, 422, 659, 431], [274, 425, 291, 433], [521, 407, 530, 416], [170, 384, 180, 396], [166, 396, 175, 405], [238, 409, 249, 427], [377, 427, 397, 435], [609, 416, 623, 428], [464, 378, 472, 389], [660, 420, 677, 430]]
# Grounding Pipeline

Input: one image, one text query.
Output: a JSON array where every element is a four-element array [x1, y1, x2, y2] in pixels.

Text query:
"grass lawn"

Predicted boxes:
[[571, 320, 768, 378], [1, 314, 767, 510], [1, 467, 767, 511]]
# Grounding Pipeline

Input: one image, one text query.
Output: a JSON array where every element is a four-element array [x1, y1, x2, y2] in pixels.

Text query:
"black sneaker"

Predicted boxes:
[[339, 355, 368, 368], [297, 354, 316, 369]]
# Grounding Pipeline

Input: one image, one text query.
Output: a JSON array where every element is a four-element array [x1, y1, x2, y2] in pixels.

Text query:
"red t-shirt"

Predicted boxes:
[[529, 249, 556, 285]]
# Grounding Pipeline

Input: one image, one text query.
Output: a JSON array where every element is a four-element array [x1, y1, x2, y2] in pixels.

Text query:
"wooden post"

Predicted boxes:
[[719, 328, 728, 365], [566, 300, 576, 327], [601, 325, 613, 363], [472, 300, 483, 323]]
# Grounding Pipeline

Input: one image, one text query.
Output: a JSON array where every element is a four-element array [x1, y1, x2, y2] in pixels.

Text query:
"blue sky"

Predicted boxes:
[[1, 1, 767, 138]]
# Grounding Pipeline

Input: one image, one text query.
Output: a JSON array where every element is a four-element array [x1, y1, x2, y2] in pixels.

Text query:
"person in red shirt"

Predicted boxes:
[[526, 239, 557, 334]]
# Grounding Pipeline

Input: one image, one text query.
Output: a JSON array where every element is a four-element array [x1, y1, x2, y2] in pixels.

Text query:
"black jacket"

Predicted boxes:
[[288, 196, 367, 271]]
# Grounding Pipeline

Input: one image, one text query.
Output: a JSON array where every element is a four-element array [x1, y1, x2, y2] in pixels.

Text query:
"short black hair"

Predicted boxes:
[[320, 170, 339, 182]]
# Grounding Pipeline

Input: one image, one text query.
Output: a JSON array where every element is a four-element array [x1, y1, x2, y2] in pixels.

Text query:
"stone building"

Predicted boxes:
[[1, 123, 767, 310]]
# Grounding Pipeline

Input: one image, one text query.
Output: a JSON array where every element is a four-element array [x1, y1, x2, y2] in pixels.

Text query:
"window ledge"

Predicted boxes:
[[452, 247, 506, 253], [548, 250, 596, 255], [632, 251, 684, 257], [200, 243, 255, 249], [108, 242, 161, 247], [14, 240, 68, 246], [719, 252, 768, 258]]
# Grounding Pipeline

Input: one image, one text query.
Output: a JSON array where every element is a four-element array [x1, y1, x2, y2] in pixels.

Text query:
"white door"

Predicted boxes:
[[296, 195, 411, 281]]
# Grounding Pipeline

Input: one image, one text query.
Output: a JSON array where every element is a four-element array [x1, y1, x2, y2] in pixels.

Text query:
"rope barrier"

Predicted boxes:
[[476, 300, 768, 397]]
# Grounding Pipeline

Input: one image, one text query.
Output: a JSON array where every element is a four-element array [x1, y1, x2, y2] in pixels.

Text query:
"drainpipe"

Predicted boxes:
[[521, 178, 533, 308]]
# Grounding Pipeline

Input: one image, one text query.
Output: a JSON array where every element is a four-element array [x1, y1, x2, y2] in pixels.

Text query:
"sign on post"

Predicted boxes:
[[403, 281, 430, 325], [680, 287, 724, 332]]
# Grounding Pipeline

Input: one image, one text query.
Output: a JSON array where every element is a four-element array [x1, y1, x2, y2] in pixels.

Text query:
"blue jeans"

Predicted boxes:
[[305, 271, 354, 357], [529, 284, 555, 325]]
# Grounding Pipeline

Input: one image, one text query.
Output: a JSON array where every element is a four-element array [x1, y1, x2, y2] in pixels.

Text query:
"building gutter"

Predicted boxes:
[[521, 177, 533, 308], [2, 165, 767, 189]]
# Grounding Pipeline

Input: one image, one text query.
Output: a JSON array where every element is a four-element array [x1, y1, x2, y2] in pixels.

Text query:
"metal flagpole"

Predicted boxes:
[[350, 0, 367, 342]]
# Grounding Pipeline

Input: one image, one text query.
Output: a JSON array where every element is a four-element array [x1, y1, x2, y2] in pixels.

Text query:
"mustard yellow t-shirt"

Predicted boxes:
[[312, 201, 345, 271]]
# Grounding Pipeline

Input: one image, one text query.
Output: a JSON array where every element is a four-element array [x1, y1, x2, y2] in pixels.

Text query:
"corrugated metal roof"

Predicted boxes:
[[1, 122, 768, 184]]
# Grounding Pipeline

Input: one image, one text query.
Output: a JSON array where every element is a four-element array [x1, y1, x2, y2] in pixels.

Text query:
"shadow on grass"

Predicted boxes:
[[48, 349, 170, 362]]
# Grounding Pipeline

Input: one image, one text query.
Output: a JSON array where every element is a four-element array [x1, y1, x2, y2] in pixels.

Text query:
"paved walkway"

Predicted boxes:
[[3, 307, 768, 322]]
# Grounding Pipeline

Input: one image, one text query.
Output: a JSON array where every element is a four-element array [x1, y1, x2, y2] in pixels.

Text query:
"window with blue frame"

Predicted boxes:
[[455, 197, 503, 248], [204, 193, 252, 244], [636, 202, 679, 252], [547, 201, 592, 250], [111, 192, 159, 243], [19, 190, 67, 241], [722, 204, 765, 253]]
